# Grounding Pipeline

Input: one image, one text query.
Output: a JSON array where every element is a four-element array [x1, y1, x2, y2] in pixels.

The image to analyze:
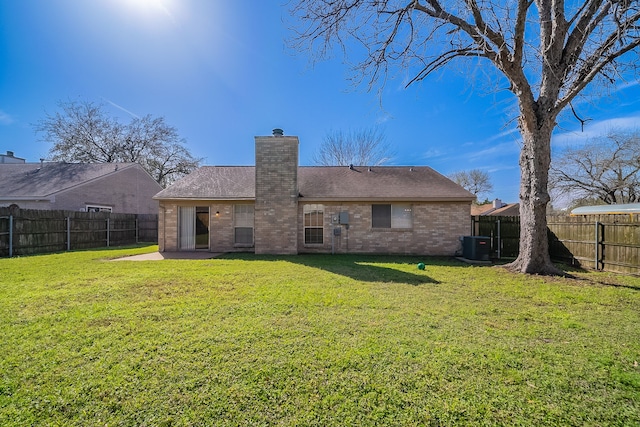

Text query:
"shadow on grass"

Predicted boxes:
[[218, 253, 454, 285], [547, 261, 640, 291], [567, 273, 640, 291]]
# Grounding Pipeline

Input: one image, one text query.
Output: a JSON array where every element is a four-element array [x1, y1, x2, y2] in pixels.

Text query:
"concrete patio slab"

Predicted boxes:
[[111, 252, 222, 261]]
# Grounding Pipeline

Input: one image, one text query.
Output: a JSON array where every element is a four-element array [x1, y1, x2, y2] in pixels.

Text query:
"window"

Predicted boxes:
[[179, 206, 196, 250], [86, 205, 112, 213], [195, 207, 209, 249], [304, 204, 324, 244], [179, 206, 209, 250], [234, 204, 254, 245], [372, 204, 391, 228], [372, 204, 413, 228]]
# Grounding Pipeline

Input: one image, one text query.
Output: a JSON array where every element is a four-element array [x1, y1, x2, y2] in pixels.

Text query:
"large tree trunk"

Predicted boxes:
[[505, 119, 564, 275]]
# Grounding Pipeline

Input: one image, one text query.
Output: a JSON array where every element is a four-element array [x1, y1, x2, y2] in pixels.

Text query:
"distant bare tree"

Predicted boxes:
[[312, 127, 394, 166], [449, 169, 493, 200], [550, 130, 640, 205], [290, 0, 640, 275], [36, 99, 202, 187]]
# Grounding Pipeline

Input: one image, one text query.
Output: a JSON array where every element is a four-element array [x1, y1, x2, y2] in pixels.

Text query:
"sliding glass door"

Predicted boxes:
[[179, 206, 209, 250]]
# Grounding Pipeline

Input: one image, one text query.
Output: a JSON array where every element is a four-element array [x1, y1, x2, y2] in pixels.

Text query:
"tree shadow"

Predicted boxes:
[[218, 253, 445, 285], [569, 276, 640, 291]]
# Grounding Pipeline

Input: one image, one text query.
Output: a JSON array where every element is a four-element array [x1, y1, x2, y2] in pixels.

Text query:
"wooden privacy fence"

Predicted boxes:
[[472, 214, 640, 275], [0, 208, 158, 257]]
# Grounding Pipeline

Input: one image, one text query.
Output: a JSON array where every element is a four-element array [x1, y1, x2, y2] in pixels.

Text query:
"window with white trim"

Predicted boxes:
[[86, 205, 112, 213], [304, 204, 324, 244], [371, 204, 412, 228], [234, 204, 254, 244]]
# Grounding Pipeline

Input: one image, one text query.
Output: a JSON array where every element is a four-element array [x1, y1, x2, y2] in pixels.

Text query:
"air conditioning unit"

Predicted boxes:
[[462, 236, 491, 261]]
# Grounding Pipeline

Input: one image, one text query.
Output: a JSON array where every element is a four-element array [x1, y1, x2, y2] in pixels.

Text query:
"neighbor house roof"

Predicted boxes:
[[153, 165, 475, 202], [0, 162, 145, 201], [471, 202, 520, 216]]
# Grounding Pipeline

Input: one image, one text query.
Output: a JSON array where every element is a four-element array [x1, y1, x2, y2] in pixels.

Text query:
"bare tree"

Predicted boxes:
[[289, 0, 640, 274], [550, 130, 640, 205], [36, 100, 202, 187], [312, 127, 394, 166], [449, 169, 493, 200]]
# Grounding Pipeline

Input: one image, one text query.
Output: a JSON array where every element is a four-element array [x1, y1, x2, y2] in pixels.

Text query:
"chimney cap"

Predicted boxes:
[[7, 151, 14, 157], [272, 128, 284, 136]]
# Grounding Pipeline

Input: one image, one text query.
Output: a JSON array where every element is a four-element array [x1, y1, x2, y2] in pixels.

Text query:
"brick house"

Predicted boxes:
[[154, 130, 475, 255], [0, 162, 162, 214]]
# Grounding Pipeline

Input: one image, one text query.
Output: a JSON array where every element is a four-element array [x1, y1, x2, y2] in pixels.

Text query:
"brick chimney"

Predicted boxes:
[[253, 129, 299, 254]]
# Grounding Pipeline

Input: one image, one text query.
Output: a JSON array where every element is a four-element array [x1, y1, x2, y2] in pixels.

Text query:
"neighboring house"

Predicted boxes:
[[154, 130, 475, 255], [0, 162, 163, 214], [471, 199, 519, 216], [0, 150, 26, 164]]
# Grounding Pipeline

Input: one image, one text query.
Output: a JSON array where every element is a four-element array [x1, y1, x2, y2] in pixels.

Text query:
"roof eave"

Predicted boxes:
[[154, 196, 256, 202], [0, 196, 54, 202], [299, 196, 475, 203]]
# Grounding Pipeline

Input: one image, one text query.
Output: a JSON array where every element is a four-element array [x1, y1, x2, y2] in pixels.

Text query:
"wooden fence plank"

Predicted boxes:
[[474, 214, 639, 275], [0, 208, 158, 257]]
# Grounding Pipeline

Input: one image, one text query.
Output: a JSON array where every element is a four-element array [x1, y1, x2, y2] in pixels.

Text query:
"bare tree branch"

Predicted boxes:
[[289, 0, 640, 274], [312, 127, 395, 166], [449, 169, 493, 199], [35, 99, 202, 187], [550, 129, 640, 204]]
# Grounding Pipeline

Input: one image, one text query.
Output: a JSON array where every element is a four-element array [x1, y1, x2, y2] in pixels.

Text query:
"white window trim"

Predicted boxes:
[[304, 204, 324, 245], [85, 204, 113, 213], [234, 204, 254, 246]]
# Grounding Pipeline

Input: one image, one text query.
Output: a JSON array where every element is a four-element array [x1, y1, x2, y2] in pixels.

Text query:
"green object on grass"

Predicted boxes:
[[417, 262, 425, 270]]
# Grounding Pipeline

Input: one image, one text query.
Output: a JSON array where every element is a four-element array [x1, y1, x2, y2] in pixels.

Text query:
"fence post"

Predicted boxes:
[[66, 217, 71, 251], [135, 217, 139, 244], [106, 218, 110, 247], [594, 221, 599, 270], [8, 215, 13, 258], [497, 219, 501, 259]]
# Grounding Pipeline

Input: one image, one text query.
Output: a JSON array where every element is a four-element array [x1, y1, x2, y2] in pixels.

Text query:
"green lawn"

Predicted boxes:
[[0, 245, 639, 426]]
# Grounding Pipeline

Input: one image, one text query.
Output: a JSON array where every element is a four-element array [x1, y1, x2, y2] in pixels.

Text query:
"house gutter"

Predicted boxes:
[[152, 197, 256, 202], [0, 196, 55, 202], [298, 197, 476, 203]]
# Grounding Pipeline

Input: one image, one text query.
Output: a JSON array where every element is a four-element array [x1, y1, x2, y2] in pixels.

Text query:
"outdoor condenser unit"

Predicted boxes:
[[462, 236, 491, 261]]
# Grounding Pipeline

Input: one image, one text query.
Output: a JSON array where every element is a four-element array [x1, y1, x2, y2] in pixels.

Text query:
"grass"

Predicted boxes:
[[0, 245, 639, 426]]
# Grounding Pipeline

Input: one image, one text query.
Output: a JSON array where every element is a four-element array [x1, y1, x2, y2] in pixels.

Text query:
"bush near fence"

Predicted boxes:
[[472, 214, 640, 275], [0, 207, 158, 257]]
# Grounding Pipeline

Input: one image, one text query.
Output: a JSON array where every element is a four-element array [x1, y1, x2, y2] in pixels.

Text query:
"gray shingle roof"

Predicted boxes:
[[153, 166, 255, 200], [298, 166, 474, 201], [154, 165, 474, 202], [0, 162, 141, 198]]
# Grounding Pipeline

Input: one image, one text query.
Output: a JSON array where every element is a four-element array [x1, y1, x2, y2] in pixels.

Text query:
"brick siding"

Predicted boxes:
[[298, 202, 469, 256]]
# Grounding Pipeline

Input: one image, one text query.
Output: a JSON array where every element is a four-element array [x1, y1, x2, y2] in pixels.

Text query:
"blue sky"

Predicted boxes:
[[1, 0, 639, 205]]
